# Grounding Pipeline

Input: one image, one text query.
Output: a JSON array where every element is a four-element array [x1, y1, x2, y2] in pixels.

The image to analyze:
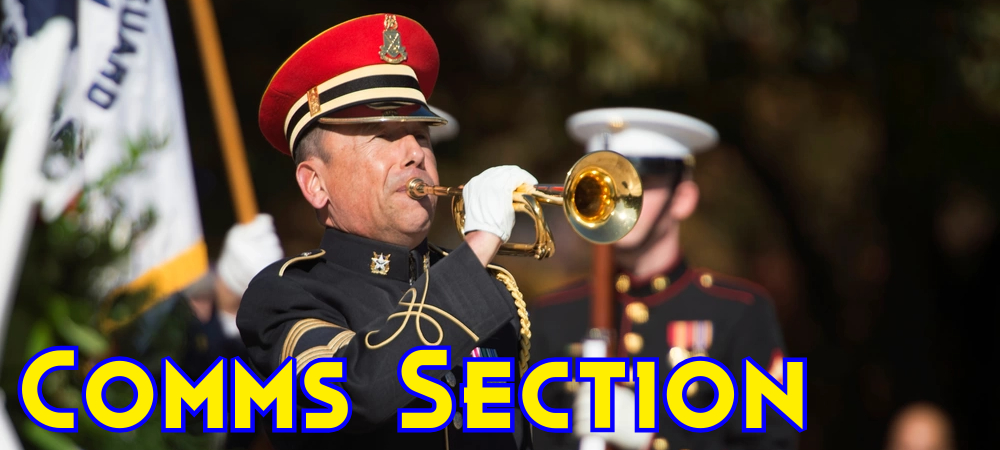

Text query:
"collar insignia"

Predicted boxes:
[[379, 14, 407, 64], [371, 252, 391, 275]]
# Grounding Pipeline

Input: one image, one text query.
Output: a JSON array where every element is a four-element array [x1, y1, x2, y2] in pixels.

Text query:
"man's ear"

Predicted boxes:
[[295, 158, 330, 210], [669, 180, 699, 221]]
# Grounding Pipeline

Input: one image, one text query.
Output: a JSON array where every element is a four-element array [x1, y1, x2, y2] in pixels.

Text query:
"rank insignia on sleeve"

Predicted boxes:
[[379, 14, 407, 64], [371, 252, 390, 275]]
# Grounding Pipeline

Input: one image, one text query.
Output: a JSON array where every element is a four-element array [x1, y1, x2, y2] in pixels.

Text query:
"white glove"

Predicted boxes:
[[574, 384, 655, 450], [461, 166, 538, 243], [217, 214, 284, 297]]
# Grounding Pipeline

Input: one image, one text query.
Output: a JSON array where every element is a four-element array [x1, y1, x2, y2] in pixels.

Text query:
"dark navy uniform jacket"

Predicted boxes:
[[237, 228, 532, 449], [529, 260, 796, 450]]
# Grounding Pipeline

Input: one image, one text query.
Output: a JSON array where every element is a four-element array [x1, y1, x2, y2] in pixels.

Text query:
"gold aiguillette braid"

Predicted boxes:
[[428, 243, 531, 376], [490, 268, 531, 377]]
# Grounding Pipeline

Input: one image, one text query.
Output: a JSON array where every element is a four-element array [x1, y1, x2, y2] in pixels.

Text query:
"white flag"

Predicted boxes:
[[62, 0, 207, 304]]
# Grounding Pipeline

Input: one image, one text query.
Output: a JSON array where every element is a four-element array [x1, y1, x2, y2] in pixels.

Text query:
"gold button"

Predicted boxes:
[[652, 275, 669, 292], [564, 381, 580, 393], [652, 437, 669, 450], [699, 274, 713, 287], [615, 274, 631, 293], [625, 302, 649, 324], [668, 346, 690, 367], [623, 332, 644, 354]]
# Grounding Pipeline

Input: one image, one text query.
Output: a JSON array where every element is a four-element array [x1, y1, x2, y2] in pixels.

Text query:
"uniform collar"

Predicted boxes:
[[319, 227, 429, 283], [614, 258, 689, 298]]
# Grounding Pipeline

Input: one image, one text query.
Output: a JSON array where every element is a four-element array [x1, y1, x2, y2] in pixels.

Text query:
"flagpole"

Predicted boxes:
[[590, 244, 615, 333], [186, 0, 258, 224], [579, 243, 615, 450], [0, 18, 74, 450]]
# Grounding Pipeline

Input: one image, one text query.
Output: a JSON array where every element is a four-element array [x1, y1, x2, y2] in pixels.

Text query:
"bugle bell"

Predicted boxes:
[[406, 151, 643, 259]]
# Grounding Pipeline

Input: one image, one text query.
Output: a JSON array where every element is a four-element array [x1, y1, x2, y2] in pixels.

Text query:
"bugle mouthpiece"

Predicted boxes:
[[406, 178, 428, 199]]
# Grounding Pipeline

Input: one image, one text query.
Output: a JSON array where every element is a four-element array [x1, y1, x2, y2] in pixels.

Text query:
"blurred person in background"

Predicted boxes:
[[885, 402, 954, 450], [124, 213, 283, 374], [237, 14, 534, 449], [428, 105, 459, 145], [182, 214, 284, 380], [530, 108, 796, 450], [121, 214, 282, 449]]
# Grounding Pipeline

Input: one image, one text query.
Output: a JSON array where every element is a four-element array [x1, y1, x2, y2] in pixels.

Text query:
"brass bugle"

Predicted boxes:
[[406, 151, 643, 259]]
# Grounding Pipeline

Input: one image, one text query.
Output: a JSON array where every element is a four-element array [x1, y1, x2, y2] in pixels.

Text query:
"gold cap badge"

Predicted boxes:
[[379, 14, 407, 64]]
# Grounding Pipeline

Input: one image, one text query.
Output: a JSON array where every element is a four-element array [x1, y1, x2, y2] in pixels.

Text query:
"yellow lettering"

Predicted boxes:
[[232, 357, 295, 431], [664, 358, 736, 431], [397, 347, 454, 431], [577, 358, 629, 431], [635, 358, 658, 431], [519, 358, 571, 431], [18, 347, 78, 431], [462, 359, 514, 431], [162, 357, 225, 431], [83, 357, 156, 431], [300, 358, 352, 431], [743, 357, 806, 431]]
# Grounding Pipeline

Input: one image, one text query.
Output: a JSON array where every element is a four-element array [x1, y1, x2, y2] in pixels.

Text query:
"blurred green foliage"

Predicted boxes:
[[463, 0, 787, 92], [961, 3, 1000, 115], [0, 128, 214, 450]]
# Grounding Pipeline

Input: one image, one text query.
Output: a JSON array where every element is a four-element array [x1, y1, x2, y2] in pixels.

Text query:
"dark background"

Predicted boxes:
[[164, 1, 999, 449]]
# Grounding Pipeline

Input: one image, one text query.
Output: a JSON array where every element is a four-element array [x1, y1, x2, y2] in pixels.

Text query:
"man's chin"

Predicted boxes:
[[394, 210, 433, 236]]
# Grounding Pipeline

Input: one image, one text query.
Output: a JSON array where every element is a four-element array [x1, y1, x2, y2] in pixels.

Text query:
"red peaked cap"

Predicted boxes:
[[258, 14, 442, 156]]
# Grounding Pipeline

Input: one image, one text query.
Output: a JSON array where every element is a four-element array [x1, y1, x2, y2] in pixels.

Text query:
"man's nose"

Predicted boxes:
[[401, 135, 425, 169]]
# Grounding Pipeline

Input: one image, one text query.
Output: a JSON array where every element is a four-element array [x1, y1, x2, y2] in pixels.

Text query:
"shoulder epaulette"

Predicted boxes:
[[278, 249, 326, 277]]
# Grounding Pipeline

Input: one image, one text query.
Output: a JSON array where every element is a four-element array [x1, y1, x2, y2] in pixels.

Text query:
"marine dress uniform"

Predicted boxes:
[[529, 109, 795, 450], [238, 14, 532, 450]]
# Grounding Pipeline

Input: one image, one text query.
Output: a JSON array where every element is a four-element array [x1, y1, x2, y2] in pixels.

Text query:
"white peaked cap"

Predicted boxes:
[[428, 106, 460, 144], [566, 107, 719, 158]]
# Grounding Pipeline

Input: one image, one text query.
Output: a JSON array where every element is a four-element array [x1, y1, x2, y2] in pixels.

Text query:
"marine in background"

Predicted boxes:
[[530, 108, 796, 450]]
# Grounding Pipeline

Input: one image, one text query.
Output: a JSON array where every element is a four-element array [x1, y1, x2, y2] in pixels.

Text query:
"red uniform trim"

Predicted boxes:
[[704, 270, 773, 298]]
